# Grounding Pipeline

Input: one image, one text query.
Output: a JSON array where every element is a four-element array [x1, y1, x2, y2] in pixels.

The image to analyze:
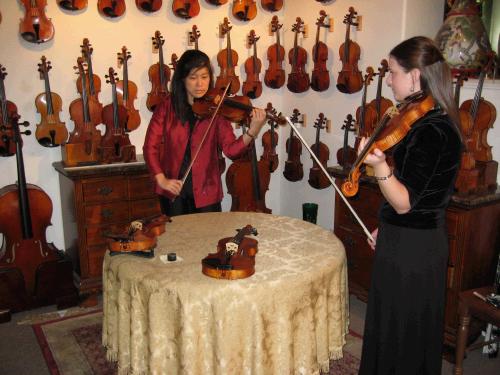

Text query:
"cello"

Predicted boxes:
[[260, 103, 280, 173], [117, 46, 141, 132], [261, 0, 282, 12], [0, 65, 19, 157], [99, 67, 136, 163], [58, 0, 87, 11], [336, 7, 363, 94], [35, 56, 68, 148], [283, 109, 304, 182], [242, 30, 263, 99], [311, 10, 332, 92], [215, 18, 240, 96], [19, 0, 54, 44], [232, 0, 257, 22], [287, 17, 310, 93], [308, 113, 331, 190], [172, 0, 200, 19], [336, 114, 357, 171], [97, 0, 126, 18], [135, 0, 162, 12], [0, 115, 59, 295], [63, 58, 102, 166], [202, 225, 258, 280], [147, 31, 171, 112], [264, 16, 285, 89]]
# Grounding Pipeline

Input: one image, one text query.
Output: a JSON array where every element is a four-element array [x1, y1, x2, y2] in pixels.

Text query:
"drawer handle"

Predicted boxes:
[[101, 209, 113, 219], [98, 186, 113, 196]]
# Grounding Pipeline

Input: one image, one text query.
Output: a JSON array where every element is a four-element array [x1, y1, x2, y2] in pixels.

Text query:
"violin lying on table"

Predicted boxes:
[[202, 225, 258, 280], [106, 215, 171, 257]]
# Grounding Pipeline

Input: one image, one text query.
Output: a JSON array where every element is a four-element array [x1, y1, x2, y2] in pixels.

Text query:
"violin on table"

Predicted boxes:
[[264, 16, 285, 89], [311, 10, 332, 92], [97, 0, 126, 18], [135, 0, 162, 12], [336, 7, 363, 94], [19, 0, 54, 44], [35, 56, 68, 148], [232, 0, 257, 22], [58, 0, 87, 11], [215, 18, 240, 96], [172, 0, 200, 19], [202, 225, 258, 280], [0, 65, 19, 157], [99, 67, 136, 163], [308, 113, 331, 190], [287, 17, 310, 93], [117, 46, 141, 132], [283, 109, 305, 182], [147, 31, 171, 112], [242, 30, 263, 99]]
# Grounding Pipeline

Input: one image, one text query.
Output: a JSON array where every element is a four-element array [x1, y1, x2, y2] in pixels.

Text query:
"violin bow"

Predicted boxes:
[[285, 117, 374, 242], [177, 83, 232, 188]]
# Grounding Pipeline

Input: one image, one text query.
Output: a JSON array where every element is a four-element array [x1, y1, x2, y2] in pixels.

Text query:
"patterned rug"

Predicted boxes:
[[33, 311, 361, 375]]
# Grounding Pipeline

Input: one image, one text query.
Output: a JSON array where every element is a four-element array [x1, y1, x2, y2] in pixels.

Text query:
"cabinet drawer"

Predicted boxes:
[[340, 185, 384, 215], [130, 198, 161, 220], [87, 245, 107, 277], [83, 179, 127, 203], [84, 201, 129, 226], [129, 175, 156, 199], [86, 223, 128, 246], [335, 199, 379, 235]]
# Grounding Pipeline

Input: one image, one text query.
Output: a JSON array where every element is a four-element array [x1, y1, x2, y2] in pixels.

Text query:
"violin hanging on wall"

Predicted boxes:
[[287, 17, 310, 93], [58, 0, 88, 11], [264, 16, 285, 89], [260, 103, 280, 173], [354, 66, 376, 144], [367, 59, 393, 126], [147, 31, 171, 112], [206, 0, 228, 5], [117, 46, 141, 132], [97, 0, 126, 18], [172, 0, 200, 19], [336, 114, 357, 171], [0, 65, 19, 157], [308, 113, 331, 190], [188, 25, 201, 50], [215, 18, 240, 96], [35, 56, 68, 148], [19, 0, 55, 44], [261, 0, 282, 12], [232, 0, 257, 22], [135, 0, 162, 12], [283, 108, 305, 182], [242, 30, 263, 99], [311, 10, 332, 92], [336, 7, 363, 94], [79, 39, 102, 106]]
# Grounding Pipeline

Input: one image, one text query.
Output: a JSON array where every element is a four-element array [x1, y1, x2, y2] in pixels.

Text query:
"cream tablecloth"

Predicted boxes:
[[102, 212, 348, 375]]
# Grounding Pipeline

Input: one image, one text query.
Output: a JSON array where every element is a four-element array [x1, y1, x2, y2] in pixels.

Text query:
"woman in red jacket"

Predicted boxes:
[[143, 50, 266, 216]]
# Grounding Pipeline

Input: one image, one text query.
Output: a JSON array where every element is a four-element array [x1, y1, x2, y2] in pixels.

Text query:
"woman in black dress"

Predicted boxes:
[[357, 36, 462, 375]]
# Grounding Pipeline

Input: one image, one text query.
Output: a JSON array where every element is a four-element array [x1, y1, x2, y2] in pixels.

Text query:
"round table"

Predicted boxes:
[[103, 212, 348, 375]]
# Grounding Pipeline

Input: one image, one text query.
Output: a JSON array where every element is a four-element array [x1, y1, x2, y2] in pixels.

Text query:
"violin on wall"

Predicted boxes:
[[336, 7, 363, 94], [79, 39, 102, 106], [308, 113, 331, 190], [287, 17, 310, 93], [215, 18, 240, 96], [336, 114, 357, 171], [242, 30, 263, 99], [0, 65, 19, 157], [188, 25, 201, 51], [116, 46, 141, 132], [354, 67, 376, 144], [35, 56, 68, 148], [58, 0, 87, 11], [206, 0, 228, 5], [232, 0, 257, 22], [172, 0, 200, 19], [135, 0, 162, 12], [367, 59, 393, 126], [19, 0, 54, 44], [264, 16, 285, 89], [147, 31, 171, 112], [97, 0, 126, 18], [311, 10, 332, 92], [261, 0, 282, 12], [260, 103, 280, 173], [283, 109, 304, 182]]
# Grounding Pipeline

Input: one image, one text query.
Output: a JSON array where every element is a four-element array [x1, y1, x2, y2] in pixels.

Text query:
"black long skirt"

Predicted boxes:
[[358, 222, 449, 375]]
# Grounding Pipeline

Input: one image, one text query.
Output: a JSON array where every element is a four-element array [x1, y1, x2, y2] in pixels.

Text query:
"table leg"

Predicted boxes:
[[454, 303, 471, 375]]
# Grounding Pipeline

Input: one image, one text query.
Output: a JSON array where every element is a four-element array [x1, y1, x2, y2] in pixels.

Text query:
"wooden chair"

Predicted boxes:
[[454, 286, 500, 375]]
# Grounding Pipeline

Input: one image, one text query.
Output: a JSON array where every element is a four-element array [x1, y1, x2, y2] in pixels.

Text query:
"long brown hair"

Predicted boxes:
[[390, 36, 461, 136]]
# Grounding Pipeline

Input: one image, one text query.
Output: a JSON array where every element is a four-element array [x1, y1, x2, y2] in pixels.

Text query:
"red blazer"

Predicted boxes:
[[143, 97, 247, 208]]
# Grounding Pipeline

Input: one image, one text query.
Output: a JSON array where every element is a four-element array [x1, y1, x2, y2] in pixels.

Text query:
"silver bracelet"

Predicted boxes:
[[374, 169, 393, 181]]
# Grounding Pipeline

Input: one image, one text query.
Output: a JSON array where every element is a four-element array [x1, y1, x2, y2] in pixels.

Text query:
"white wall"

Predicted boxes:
[[0, 1, 499, 250]]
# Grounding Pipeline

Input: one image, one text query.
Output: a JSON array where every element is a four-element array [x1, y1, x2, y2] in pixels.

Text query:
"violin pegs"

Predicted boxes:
[[356, 15, 363, 31]]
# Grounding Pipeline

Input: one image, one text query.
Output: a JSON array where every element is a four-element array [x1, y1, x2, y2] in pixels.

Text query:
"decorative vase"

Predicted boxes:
[[435, 0, 492, 74]]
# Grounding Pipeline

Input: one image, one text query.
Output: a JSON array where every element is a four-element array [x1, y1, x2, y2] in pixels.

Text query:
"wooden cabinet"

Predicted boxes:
[[331, 167, 500, 348], [54, 159, 161, 296]]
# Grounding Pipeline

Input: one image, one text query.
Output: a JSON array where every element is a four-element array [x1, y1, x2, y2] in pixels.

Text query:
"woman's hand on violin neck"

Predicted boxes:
[[243, 108, 267, 145], [155, 173, 183, 196], [358, 137, 386, 167]]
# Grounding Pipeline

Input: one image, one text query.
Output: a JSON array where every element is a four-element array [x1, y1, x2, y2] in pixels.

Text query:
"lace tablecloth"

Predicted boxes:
[[103, 212, 348, 375]]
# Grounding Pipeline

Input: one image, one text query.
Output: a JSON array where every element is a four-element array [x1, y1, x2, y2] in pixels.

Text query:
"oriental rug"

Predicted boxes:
[[33, 311, 361, 375]]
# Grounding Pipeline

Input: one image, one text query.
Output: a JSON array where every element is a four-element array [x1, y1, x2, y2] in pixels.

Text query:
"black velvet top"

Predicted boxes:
[[379, 109, 462, 229]]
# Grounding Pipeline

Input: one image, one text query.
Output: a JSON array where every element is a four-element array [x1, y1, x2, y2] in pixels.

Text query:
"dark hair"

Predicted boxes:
[[390, 36, 461, 135], [171, 49, 213, 123]]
